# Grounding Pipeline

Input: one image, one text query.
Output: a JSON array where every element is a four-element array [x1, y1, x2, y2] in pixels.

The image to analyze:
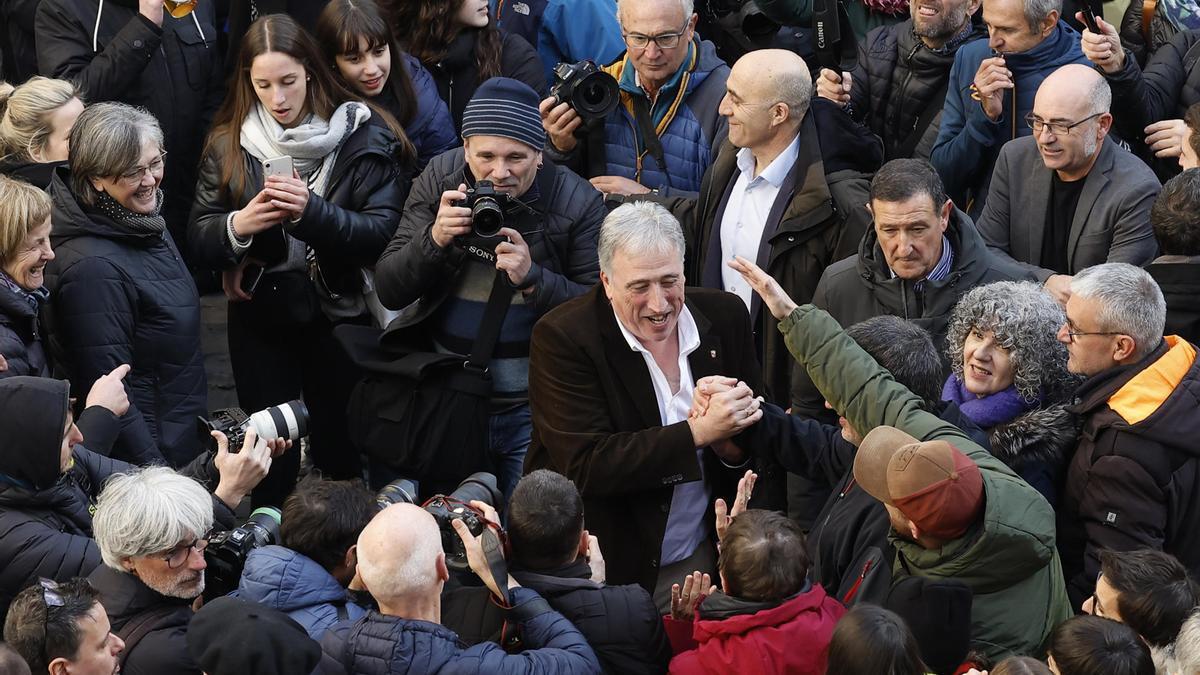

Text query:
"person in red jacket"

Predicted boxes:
[[662, 497, 845, 674]]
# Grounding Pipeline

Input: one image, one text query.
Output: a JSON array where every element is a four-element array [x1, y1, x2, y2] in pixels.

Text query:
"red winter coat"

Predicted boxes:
[[662, 585, 846, 675]]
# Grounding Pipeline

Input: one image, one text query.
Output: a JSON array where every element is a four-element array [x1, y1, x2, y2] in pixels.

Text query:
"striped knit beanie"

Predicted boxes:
[[461, 77, 546, 151]]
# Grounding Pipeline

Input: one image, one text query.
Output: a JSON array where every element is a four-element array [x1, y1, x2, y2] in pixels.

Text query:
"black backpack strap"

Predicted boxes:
[[115, 605, 190, 668]]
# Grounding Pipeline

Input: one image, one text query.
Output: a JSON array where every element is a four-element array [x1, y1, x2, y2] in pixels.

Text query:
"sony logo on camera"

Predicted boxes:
[[465, 244, 498, 264]]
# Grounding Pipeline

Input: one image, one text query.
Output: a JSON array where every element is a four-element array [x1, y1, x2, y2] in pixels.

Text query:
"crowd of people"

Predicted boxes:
[[1, 0, 1199, 671]]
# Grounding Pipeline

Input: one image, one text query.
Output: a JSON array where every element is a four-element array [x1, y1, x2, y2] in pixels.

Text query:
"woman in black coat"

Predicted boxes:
[[34, 0, 224, 263], [188, 15, 413, 501], [389, 0, 546, 131], [43, 102, 206, 468]]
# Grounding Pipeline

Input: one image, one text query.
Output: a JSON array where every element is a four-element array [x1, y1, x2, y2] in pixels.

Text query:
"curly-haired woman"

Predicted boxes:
[[943, 280, 1081, 505], [388, 0, 545, 132]]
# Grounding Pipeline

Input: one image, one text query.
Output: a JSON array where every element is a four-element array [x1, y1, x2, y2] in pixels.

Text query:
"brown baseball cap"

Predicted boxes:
[[853, 426, 984, 540]]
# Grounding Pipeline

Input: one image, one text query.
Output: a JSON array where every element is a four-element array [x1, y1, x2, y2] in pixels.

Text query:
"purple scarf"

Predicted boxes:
[[941, 375, 1038, 430]]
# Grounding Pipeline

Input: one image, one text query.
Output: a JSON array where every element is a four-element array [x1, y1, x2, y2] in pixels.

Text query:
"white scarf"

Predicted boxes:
[[239, 101, 370, 199]]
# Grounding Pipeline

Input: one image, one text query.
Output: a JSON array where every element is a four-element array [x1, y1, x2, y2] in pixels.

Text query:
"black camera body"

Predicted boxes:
[[460, 180, 511, 238], [197, 399, 309, 452], [203, 507, 281, 600], [551, 60, 620, 121], [375, 472, 502, 572]]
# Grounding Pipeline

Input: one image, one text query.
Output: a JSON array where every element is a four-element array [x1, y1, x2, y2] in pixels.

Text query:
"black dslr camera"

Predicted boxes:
[[203, 507, 281, 601], [459, 180, 511, 238], [197, 399, 309, 452], [375, 472, 503, 572], [550, 60, 619, 121]]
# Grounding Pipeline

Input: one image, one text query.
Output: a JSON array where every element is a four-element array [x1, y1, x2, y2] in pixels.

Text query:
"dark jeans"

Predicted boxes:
[[227, 301, 365, 508]]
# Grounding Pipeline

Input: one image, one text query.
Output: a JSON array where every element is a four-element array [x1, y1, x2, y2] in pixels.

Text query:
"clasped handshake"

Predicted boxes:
[[686, 375, 763, 465]]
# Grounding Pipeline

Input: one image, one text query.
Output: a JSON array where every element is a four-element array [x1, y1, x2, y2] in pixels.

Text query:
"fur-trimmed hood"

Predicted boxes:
[[988, 404, 1079, 475]]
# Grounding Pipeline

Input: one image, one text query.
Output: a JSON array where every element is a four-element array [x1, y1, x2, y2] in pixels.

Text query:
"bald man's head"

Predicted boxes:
[[720, 50, 812, 151], [357, 504, 446, 602], [1031, 64, 1112, 179]]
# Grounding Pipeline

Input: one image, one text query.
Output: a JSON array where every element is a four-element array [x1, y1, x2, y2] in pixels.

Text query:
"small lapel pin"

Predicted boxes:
[[710, 349, 718, 358]]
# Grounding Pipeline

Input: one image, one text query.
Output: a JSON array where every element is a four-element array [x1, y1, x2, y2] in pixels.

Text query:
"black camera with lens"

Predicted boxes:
[[197, 399, 309, 452], [375, 472, 503, 572], [459, 180, 511, 239], [551, 60, 620, 121], [203, 507, 281, 601]]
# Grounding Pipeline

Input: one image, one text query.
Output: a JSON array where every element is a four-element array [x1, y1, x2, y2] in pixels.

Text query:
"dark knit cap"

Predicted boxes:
[[461, 77, 547, 150], [187, 597, 321, 675]]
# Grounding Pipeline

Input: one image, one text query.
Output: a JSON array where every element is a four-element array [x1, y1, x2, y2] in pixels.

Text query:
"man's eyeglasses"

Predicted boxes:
[[119, 151, 168, 185], [1025, 111, 1105, 137], [623, 20, 690, 50], [160, 537, 208, 569], [1062, 322, 1124, 344]]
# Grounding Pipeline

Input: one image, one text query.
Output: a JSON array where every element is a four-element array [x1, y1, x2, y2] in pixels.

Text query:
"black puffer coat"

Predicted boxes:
[[374, 148, 602, 326], [0, 284, 49, 380], [188, 117, 411, 307], [511, 561, 671, 675], [34, 0, 224, 257], [43, 170, 207, 467], [848, 19, 987, 160], [0, 377, 123, 622], [1121, 0, 1181, 67], [423, 29, 547, 133]]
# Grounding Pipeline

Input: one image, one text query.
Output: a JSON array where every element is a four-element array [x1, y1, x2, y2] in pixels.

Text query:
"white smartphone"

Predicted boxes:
[[262, 155, 294, 179]]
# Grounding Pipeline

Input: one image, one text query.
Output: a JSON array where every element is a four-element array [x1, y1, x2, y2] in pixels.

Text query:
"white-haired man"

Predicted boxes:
[[1055, 263, 1200, 610], [319, 503, 600, 674], [87, 465, 227, 675], [976, 65, 1161, 304], [526, 201, 765, 609]]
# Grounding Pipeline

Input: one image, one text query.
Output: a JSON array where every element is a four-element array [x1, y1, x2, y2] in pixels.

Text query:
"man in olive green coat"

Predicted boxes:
[[727, 255, 1072, 662]]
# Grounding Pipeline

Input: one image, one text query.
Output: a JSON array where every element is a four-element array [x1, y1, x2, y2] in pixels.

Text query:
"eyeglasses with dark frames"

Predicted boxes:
[[1025, 111, 1105, 137], [623, 19, 690, 50], [159, 536, 209, 569]]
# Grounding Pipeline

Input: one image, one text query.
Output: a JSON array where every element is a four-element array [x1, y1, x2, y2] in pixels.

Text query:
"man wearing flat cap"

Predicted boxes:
[[374, 78, 606, 500], [727, 255, 1072, 663]]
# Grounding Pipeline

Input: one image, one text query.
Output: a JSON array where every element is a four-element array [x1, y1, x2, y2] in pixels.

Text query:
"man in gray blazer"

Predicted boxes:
[[976, 64, 1161, 303]]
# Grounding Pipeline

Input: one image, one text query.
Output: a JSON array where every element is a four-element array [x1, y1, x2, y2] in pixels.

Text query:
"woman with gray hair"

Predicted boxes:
[[43, 101, 207, 467], [943, 280, 1080, 505]]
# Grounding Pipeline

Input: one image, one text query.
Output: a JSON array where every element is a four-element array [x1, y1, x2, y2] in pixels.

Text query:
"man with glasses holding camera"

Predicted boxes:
[[1054, 262, 1200, 611], [976, 64, 1161, 304], [539, 0, 730, 199]]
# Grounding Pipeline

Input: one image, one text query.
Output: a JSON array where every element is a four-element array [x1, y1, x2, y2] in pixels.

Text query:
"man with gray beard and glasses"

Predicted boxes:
[[976, 64, 1161, 305], [816, 0, 986, 160]]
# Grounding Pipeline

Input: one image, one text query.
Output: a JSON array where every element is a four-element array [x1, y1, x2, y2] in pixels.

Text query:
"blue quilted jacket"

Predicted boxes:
[[549, 38, 729, 198], [235, 545, 368, 640]]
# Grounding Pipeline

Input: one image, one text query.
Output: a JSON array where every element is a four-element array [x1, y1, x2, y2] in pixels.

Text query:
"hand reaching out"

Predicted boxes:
[[727, 256, 798, 320], [715, 470, 757, 543], [670, 571, 716, 621]]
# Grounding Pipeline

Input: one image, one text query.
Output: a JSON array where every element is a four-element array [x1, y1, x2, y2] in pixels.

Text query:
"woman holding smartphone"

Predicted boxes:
[[315, 0, 458, 172], [188, 14, 414, 502]]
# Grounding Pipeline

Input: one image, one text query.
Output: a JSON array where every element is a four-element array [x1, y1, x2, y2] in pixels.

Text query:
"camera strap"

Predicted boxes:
[[631, 96, 669, 187], [465, 271, 517, 373]]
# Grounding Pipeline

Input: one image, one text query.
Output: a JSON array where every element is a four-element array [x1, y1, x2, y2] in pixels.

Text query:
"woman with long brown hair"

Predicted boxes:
[[388, 0, 545, 131], [315, 0, 458, 171], [188, 14, 414, 502]]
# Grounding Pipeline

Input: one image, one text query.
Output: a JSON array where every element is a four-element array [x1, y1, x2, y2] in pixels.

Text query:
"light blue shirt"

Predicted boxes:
[[612, 304, 709, 566]]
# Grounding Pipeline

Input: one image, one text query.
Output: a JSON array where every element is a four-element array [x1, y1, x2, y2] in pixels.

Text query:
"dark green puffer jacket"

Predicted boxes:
[[779, 303, 1072, 662]]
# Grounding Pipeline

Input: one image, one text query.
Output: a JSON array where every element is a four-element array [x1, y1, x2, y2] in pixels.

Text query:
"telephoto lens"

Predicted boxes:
[[197, 399, 310, 452], [551, 61, 620, 120], [375, 479, 420, 510], [447, 472, 503, 507], [203, 506, 282, 600]]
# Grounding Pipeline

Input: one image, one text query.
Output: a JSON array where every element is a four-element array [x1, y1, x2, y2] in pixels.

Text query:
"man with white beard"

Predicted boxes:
[[975, 64, 1161, 304]]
